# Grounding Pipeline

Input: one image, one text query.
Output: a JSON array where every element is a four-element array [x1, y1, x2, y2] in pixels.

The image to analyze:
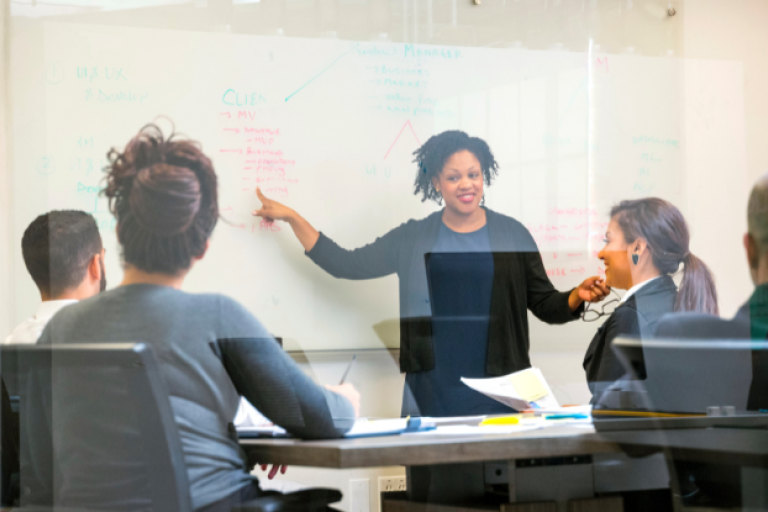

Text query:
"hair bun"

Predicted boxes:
[[129, 164, 201, 236]]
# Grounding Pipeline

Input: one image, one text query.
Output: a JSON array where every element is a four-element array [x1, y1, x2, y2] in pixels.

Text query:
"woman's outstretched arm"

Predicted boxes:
[[252, 187, 402, 280], [253, 187, 320, 252]]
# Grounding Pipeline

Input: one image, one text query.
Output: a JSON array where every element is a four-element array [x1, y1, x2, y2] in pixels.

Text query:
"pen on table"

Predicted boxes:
[[339, 354, 357, 385]]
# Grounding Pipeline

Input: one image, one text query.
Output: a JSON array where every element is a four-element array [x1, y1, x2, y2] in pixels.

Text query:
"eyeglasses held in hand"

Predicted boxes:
[[581, 288, 623, 322]]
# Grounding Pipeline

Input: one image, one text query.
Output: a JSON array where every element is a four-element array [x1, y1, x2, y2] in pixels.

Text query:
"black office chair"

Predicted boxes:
[[1, 343, 192, 511], [0, 343, 341, 512]]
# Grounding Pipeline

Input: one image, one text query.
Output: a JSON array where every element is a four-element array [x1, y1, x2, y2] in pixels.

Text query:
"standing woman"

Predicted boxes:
[[584, 198, 719, 402], [255, 130, 607, 417]]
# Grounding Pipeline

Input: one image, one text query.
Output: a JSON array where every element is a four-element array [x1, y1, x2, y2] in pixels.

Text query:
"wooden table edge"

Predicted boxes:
[[240, 429, 624, 468]]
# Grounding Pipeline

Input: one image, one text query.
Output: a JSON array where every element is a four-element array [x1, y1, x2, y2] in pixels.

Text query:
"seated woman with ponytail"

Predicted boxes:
[[583, 198, 718, 401]]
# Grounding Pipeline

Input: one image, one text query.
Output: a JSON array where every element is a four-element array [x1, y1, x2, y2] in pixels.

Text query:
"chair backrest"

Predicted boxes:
[[609, 337, 764, 414], [1, 343, 192, 511]]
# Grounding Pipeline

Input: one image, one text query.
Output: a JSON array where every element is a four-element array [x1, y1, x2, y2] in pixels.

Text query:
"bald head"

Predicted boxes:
[[748, 173, 768, 251]]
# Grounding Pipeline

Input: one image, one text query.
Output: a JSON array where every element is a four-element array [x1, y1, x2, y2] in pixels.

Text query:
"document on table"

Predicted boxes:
[[237, 417, 437, 439], [461, 367, 560, 411], [237, 425, 289, 438], [344, 417, 436, 438]]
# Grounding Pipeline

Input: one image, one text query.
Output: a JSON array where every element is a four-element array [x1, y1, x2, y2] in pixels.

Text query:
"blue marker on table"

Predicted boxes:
[[545, 413, 589, 420]]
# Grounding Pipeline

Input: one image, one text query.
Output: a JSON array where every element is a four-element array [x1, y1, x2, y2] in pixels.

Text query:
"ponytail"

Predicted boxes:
[[611, 198, 720, 316], [675, 253, 719, 315]]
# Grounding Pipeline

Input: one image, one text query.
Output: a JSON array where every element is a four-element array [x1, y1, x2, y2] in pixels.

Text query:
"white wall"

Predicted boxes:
[[0, 0, 12, 340]]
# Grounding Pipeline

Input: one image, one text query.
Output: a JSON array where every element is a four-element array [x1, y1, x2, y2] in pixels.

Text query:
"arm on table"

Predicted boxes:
[[217, 338, 357, 440]]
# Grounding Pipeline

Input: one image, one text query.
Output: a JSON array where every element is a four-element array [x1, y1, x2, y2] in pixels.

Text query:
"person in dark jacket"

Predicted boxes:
[[584, 198, 719, 402], [254, 130, 608, 416]]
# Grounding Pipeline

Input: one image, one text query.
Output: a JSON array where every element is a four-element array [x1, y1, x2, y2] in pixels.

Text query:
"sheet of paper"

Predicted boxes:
[[509, 371, 549, 402], [418, 415, 487, 426], [234, 397, 271, 428], [344, 418, 409, 437], [530, 405, 592, 415], [343, 417, 437, 438], [461, 368, 560, 410], [237, 425, 288, 438]]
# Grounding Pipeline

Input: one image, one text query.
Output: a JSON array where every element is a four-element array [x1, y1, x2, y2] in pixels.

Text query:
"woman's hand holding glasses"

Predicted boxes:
[[568, 276, 610, 312], [582, 287, 623, 322]]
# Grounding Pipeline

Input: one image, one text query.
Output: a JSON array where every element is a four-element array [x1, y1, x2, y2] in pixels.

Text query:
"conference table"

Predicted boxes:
[[240, 425, 620, 469], [241, 425, 631, 511], [239, 420, 768, 511]]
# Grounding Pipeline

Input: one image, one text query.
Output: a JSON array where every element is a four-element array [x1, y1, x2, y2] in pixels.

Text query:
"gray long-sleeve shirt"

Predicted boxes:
[[38, 284, 354, 510]]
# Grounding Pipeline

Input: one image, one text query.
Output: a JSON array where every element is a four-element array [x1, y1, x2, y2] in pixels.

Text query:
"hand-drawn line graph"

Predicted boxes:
[[383, 120, 421, 159], [285, 43, 360, 102]]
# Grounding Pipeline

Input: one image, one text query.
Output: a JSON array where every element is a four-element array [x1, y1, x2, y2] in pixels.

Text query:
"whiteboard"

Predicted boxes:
[[9, 21, 746, 351]]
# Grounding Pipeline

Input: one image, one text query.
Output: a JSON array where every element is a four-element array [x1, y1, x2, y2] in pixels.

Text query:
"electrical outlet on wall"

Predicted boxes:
[[378, 475, 406, 494], [349, 479, 370, 512]]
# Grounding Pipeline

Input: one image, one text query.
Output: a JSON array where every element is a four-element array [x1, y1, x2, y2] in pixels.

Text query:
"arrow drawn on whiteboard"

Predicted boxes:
[[223, 128, 240, 134], [285, 43, 360, 102], [383, 120, 421, 160], [220, 112, 231, 118]]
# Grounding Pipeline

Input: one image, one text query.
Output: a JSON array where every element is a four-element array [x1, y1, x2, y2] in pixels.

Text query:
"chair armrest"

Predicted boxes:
[[236, 488, 342, 512]]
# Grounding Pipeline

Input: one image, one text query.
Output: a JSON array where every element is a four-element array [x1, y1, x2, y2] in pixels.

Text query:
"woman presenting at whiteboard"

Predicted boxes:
[[254, 130, 608, 417]]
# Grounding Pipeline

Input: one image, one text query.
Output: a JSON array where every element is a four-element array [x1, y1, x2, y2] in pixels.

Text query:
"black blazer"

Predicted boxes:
[[306, 208, 581, 375], [655, 283, 768, 411], [583, 275, 678, 397]]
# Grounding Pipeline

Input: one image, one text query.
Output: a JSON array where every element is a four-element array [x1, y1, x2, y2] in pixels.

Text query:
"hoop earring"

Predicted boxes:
[[481, 195, 486, 206], [632, 254, 639, 265]]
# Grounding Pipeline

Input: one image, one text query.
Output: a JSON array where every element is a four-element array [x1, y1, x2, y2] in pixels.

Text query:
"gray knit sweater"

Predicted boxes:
[[38, 284, 353, 510]]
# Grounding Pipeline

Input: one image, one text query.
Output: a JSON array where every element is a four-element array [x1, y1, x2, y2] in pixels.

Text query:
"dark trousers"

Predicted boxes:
[[198, 482, 264, 512]]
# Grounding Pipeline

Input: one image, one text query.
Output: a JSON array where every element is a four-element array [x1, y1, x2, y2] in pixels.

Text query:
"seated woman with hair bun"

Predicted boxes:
[[38, 124, 359, 512]]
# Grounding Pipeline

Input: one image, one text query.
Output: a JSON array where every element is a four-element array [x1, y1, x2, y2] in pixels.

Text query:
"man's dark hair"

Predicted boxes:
[[21, 211, 103, 298], [103, 123, 218, 275], [412, 130, 499, 203]]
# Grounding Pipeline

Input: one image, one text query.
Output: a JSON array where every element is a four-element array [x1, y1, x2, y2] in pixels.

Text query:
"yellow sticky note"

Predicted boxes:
[[509, 371, 548, 402], [481, 415, 520, 426]]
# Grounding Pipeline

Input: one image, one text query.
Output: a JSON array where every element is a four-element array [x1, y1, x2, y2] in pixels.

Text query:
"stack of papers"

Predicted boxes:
[[461, 367, 559, 411]]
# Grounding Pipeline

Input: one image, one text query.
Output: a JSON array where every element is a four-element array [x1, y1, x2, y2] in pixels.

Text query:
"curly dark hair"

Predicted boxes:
[[102, 123, 218, 274], [412, 130, 499, 203]]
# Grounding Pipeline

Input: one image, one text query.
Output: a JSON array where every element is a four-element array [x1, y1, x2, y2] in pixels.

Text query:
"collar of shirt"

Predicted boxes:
[[34, 299, 78, 323], [619, 276, 661, 304], [4, 299, 79, 345]]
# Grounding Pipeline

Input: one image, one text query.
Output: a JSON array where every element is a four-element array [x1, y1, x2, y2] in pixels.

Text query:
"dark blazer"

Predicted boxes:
[[655, 283, 768, 410], [583, 275, 678, 397], [306, 208, 581, 375]]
